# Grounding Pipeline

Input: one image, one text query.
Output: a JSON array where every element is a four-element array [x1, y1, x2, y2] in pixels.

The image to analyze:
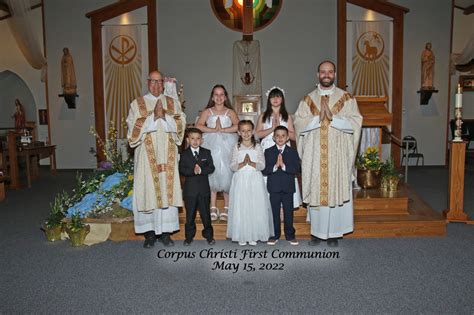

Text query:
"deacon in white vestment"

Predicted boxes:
[[126, 71, 186, 248], [294, 61, 362, 247]]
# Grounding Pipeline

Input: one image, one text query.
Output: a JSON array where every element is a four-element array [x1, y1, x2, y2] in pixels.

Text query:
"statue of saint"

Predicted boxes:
[[61, 47, 77, 95], [13, 99, 26, 129], [421, 42, 435, 89]]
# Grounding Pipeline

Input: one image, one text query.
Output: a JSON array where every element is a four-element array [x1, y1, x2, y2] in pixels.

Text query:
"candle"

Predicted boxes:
[[455, 84, 462, 108]]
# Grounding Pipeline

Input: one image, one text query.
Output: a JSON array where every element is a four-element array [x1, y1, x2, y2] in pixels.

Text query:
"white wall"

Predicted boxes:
[[394, 0, 452, 165], [0, 7, 47, 141], [157, 0, 336, 122], [44, 0, 115, 169], [4, 0, 452, 168]]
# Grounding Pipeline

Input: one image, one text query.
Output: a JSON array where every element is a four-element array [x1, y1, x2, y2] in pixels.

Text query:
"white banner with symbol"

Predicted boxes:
[[352, 21, 391, 155], [103, 25, 143, 139]]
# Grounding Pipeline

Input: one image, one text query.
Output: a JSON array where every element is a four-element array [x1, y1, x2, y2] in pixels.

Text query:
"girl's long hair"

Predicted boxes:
[[205, 84, 234, 110], [262, 88, 289, 124], [237, 120, 256, 149]]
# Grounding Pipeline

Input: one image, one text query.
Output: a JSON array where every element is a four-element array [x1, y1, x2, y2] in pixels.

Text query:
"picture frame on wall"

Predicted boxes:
[[38, 109, 48, 125], [234, 95, 262, 124], [234, 95, 261, 115], [459, 75, 474, 92]]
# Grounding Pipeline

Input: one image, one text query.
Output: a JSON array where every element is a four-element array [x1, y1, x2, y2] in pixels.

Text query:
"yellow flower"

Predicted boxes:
[[128, 189, 133, 197], [128, 175, 134, 181]]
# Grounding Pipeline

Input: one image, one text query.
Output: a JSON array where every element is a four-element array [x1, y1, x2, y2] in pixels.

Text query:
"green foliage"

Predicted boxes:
[[67, 212, 85, 232], [381, 157, 399, 178], [45, 191, 69, 228]]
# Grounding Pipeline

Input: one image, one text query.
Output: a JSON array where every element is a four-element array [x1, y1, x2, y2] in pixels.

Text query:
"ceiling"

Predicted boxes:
[[455, 0, 474, 8]]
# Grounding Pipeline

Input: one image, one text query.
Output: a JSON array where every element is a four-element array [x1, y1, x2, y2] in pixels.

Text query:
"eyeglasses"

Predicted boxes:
[[148, 79, 164, 85]]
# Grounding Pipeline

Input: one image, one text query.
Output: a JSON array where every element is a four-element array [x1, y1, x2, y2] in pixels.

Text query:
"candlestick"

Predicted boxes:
[[455, 84, 463, 108], [453, 84, 463, 142]]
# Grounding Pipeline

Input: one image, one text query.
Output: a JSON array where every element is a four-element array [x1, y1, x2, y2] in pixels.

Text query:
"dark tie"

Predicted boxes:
[[279, 149, 283, 154], [194, 151, 199, 160]]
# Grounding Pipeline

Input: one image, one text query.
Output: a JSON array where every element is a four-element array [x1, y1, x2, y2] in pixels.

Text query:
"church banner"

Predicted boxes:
[[352, 21, 391, 97], [103, 25, 142, 139]]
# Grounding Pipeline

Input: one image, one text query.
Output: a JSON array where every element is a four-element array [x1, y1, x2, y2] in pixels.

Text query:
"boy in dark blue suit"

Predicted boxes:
[[262, 126, 300, 245], [179, 128, 216, 246]]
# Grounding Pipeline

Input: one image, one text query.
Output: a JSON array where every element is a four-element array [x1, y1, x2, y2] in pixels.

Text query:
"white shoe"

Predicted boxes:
[[248, 241, 257, 246], [238, 241, 247, 246], [210, 207, 219, 221]]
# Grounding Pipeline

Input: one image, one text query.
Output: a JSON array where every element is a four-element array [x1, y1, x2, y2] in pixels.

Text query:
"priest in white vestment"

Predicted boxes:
[[294, 61, 362, 247], [126, 71, 186, 248]]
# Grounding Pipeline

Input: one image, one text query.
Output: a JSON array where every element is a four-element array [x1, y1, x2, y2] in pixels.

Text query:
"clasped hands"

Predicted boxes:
[[239, 153, 255, 169], [154, 100, 165, 120], [194, 163, 201, 175], [274, 153, 285, 169], [214, 117, 225, 132]]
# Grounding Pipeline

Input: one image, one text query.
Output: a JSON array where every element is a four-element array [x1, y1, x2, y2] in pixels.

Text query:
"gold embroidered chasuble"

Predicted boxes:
[[126, 94, 185, 211], [294, 87, 362, 207]]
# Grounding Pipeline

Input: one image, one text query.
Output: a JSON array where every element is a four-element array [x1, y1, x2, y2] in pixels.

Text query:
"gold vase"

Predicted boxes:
[[357, 169, 382, 189], [66, 225, 90, 247], [383, 176, 400, 192], [44, 225, 63, 242]]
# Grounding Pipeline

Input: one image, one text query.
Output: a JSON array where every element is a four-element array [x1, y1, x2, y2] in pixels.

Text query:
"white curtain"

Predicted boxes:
[[6, 0, 47, 79], [454, 34, 474, 66], [232, 40, 262, 96]]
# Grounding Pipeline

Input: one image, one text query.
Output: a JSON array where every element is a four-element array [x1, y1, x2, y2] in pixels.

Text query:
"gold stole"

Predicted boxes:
[[134, 96, 183, 208], [304, 92, 351, 206]]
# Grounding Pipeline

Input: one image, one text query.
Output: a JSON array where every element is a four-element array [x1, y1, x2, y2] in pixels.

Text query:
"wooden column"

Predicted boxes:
[[444, 141, 470, 222]]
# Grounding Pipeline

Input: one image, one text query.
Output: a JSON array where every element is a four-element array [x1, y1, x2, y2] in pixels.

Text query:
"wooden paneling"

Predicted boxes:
[[337, 0, 347, 89], [444, 141, 470, 222], [338, 1, 409, 166], [86, 0, 157, 163], [355, 96, 392, 127], [93, 181, 446, 240]]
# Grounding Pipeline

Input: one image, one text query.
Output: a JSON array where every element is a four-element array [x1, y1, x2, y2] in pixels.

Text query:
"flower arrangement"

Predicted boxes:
[[46, 122, 134, 234], [356, 146, 382, 171]]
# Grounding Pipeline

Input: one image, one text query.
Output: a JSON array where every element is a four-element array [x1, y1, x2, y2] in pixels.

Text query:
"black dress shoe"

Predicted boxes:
[[327, 238, 339, 247], [143, 231, 157, 249], [161, 233, 174, 247], [308, 235, 321, 246], [207, 239, 216, 245], [183, 239, 192, 246]]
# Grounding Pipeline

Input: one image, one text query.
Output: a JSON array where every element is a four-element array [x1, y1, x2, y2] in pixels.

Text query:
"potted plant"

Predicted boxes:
[[380, 157, 401, 192], [43, 192, 67, 241], [66, 212, 90, 247], [356, 146, 383, 189]]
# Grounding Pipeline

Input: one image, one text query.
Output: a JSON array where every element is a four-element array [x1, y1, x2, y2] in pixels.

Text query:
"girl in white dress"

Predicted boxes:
[[196, 85, 239, 221], [255, 87, 302, 208], [227, 120, 273, 245]]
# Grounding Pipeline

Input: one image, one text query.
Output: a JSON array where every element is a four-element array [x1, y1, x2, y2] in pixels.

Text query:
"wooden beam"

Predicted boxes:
[[41, 0, 51, 146], [86, 0, 148, 21], [347, 0, 409, 17], [0, 3, 42, 21], [242, 0, 253, 35], [445, 0, 455, 166], [91, 17, 106, 162], [463, 4, 474, 15], [391, 16, 403, 166], [337, 0, 347, 89], [147, 0, 157, 71]]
